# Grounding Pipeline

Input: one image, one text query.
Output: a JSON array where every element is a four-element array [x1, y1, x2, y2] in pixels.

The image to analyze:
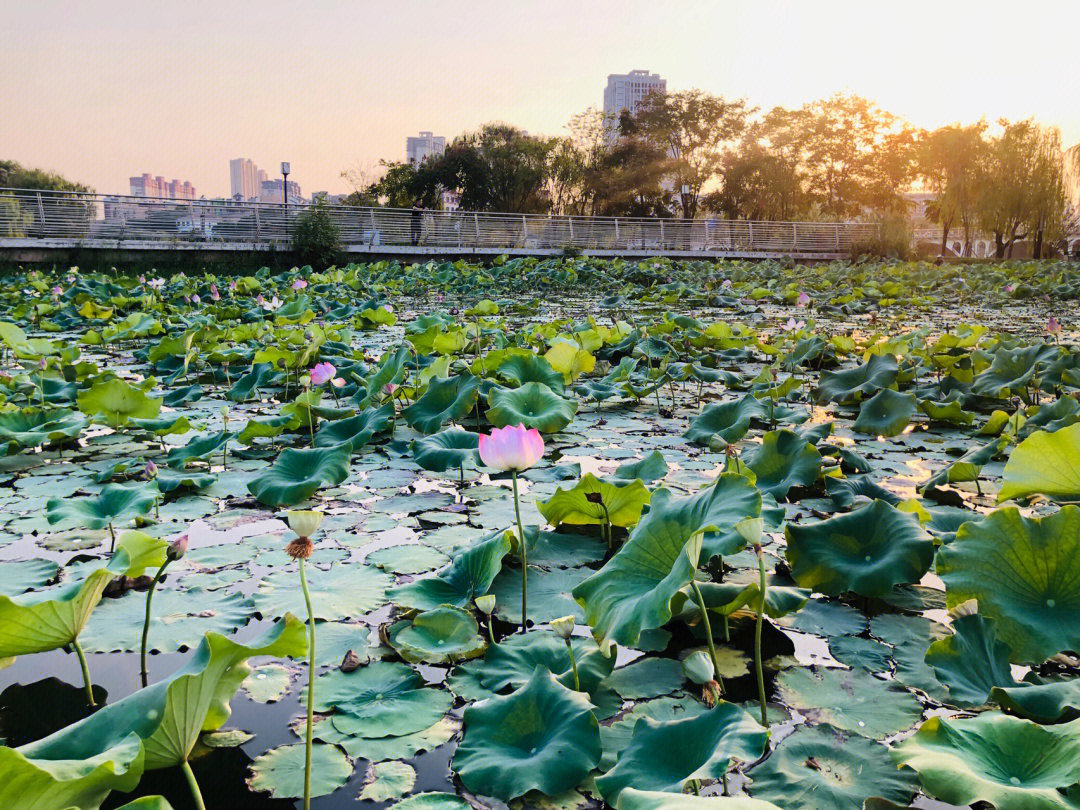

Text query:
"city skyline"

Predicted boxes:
[[4, 0, 1080, 198]]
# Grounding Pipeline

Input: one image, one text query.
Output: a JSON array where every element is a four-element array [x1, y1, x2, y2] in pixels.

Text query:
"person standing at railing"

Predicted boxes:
[[411, 200, 423, 246]]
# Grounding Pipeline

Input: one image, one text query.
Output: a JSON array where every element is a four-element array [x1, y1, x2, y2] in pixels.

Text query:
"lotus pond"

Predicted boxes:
[[2, 257, 1080, 810]]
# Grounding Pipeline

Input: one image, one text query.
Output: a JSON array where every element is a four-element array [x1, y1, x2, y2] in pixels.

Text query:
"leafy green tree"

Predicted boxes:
[[917, 123, 988, 255]]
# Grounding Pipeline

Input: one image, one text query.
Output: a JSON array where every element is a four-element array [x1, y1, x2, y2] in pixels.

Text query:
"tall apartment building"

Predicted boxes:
[[406, 131, 447, 164], [229, 158, 268, 200], [259, 179, 302, 203], [603, 70, 666, 121], [129, 173, 196, 199]]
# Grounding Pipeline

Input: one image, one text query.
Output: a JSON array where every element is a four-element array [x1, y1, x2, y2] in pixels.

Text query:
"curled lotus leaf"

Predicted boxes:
[[998, 423, 1080, 502], [314, 402, 394, 451], [76, 377, 161, 427], [0, 408, 88, 452], [852, 388, 916, 437], [404, 374, 480, 435], [164, 430, 230, 469], [387, 529, 511, 611], [812, 353, 899, 404], [936, 505, 1080, 664], [411, 426, 482, 473], [924, 613, 1017, 707], [736, 429, 821, 499], [537, 473, 651, 529], [486, 381, 577, 434], [452, 666, 601, 800], [611, 450, 669, 484], [992, 677, 1080, 724], [596, 700, 768, 804], [384, 605, 487, 664], [785, 500, 934, 598], [246, 443, 352, 506], [497, 352, 565, 392], [684, 394, 765, 448], [46, 482, 158, 530], [890, 712, 1080, 810]]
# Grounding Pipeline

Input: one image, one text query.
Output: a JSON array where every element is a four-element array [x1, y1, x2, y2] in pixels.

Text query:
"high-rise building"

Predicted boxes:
[[603, 70, 666, 121], [259, 179, 302, 204], [129, 173, 196, 199], [229, 158, 267, 200], [406, 132, 447, 164]]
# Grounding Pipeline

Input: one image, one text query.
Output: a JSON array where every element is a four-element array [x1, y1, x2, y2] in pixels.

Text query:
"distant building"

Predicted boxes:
[[259, 179, 302, 204], [312, 191, 348, 204], [406, 131, 447, 164], [441, 189, 461, 211], [603, 70, 666, 121], [129, 173, 196, 200], [229, 158, 268, 200]]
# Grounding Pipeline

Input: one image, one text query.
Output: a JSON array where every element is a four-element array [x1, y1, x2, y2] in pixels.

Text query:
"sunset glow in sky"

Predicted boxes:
[[4, 0, 1078, 197]]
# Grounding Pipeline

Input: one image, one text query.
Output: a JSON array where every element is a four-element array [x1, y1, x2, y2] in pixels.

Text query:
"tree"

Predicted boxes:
[[631, 89, 751, 218], [709, 137, 806, 221], [916, 123, 988, 255], [0, 160, 94, 237]]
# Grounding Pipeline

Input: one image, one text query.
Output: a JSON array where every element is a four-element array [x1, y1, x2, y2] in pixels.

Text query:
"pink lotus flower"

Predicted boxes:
[[292, 279, 308, 291], [797, 291, 810, 307], [51, 286, 62, 297], [1049, 316, 1061, 334], [782, 317, 806, 332], [479, 424, 545, 472], [383, 304, 393, 313], [191, 294, 200, 304], [1005, 284, 1014, 293], [228, 280, 237, 292], [310, 362, 336, 386], [210, 283, 220, 301], [331, 377, 346, 388]]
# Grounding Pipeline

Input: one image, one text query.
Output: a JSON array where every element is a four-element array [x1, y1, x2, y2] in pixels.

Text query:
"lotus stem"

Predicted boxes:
[[511, 471, 528, 633], [180, 759, 207, 810], [299, 557, 316, 810], [754, 544, 768, 727], [140, 559, 171, 687], [689, 578, 724, 695], [71, 637, 95, 707], [564, 638, 580, 691], [107, 522, 116, 553], [486, 616, 495, 645]]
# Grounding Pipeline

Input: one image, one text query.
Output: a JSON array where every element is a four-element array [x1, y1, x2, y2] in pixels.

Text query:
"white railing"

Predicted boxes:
[[0, 188, 879, 256]]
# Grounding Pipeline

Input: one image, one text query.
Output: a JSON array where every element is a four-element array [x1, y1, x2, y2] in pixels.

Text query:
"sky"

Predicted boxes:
[[3, 0, 1078, 198]]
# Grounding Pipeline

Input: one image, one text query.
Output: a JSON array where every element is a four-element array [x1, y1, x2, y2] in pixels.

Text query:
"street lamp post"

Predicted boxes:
[[281, 162, 290, 239]]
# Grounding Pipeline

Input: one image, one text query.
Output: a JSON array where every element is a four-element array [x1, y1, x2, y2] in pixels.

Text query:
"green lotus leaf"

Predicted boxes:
[[537, 473, 651, 528], [76, 377, 161, 427], [684, 394, 766, 448], [315, 660, 452, 737], [992, 677, 1080, 723], [357, 760, 415, 802], [775, 667, 923, 739], [785, 500, 934, 598], [247, 742, 352, 799], [110, 798, 176, 810], [748, 724, 917, 810], [235, 413, 298, 445], [246, 443, 352, 506], [596, 700, 768, 804], [921, 436, 1007, 493], [153, 467, 217, 494], [497, 352, 565, 392], [852, 389, 916, 437], [812, 353, 899, 404], [971, 343, 1056, 399], [825, 475, 901, 509], [890, 712, 1080, 810], [385, 605, 487, 664], [405, 374, 480, 434], [572, 475, 761, 649], [486, 381, 577, 433], [473, 630, 617, 709], [616, 789, 783, 810], [999, 423, 1080, 502], [691, 573, 811, 619], [19, 615, 306, 771], [391, 793, 471, 810], [924, 613, 1017, 707], [521, 526, 606, 569], [737, 429, 821, 499], [46, 482, 158, 530], [254, 564, 390, 621], [918, 397, 976, 425], [0, 558, 59, 596], [164, 430, 230, 469], [130, 414, 192, 437], [611, 450, 669, 483], [314, 402, 393, 451], [387, 529, 511, 611], [453, 666, 601, 800], [411, 426, 482, 473], [225, 362, 281, 402], [0, 732, 144, 810], [357, 345, 410, 408], [0, 408, 88, 452], [936, 505, 1080, 664]]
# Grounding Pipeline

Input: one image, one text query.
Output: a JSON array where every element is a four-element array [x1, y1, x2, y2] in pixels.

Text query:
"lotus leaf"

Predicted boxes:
[[812, 353, 898, 404], [385, 605, 487, 663], [993, 677, 1080, 724], [0, 408, 88, 452], [785, 500, 934, 597], [357, 760, 416, 802], [924, 613, 1017, 707], [247, 742, 352, 799], [596, 701, 768, 804], [486, 381, 577, 433], [46, 482, 157, 530], [852, 389, 916, 437], [999, 423, 1080, 502], [737, 429, 821, 499], [254, 564, 390, 621], [405, 374, 480, 434], [537, 473, 651, 529], [748, 724, 916, 810], [611, 450, 668, 483], [411, 426, 482, 473], [775, 667, 923, 739], [164, 430, 230, 468], [316, 660, 452, 737], [616, 789, 783, 810], [77, 377, 161, 427], [387, 529, 511, 610], [684, 394, 766, 448], [891, 712, 1080, 810], [452, 666, 601, 800], [246, 443, 352, 506], [937, 505, 1080, 664], [314, 402, 393, 451], [497, 352, 565, 392]]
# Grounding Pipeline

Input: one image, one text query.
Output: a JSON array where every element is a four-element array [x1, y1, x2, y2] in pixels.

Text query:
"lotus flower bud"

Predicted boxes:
[[551, 615, 576, 640], [145, 459, 158, 478], [585, 492, 604, 504], [166, 535, 188, 561]]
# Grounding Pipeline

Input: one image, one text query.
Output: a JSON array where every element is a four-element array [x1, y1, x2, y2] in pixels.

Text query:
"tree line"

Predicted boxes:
[[344, 91, 1080, 258]]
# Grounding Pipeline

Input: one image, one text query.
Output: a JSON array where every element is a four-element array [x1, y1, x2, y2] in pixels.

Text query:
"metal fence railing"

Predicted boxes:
[[0, 188, 879, 255]]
